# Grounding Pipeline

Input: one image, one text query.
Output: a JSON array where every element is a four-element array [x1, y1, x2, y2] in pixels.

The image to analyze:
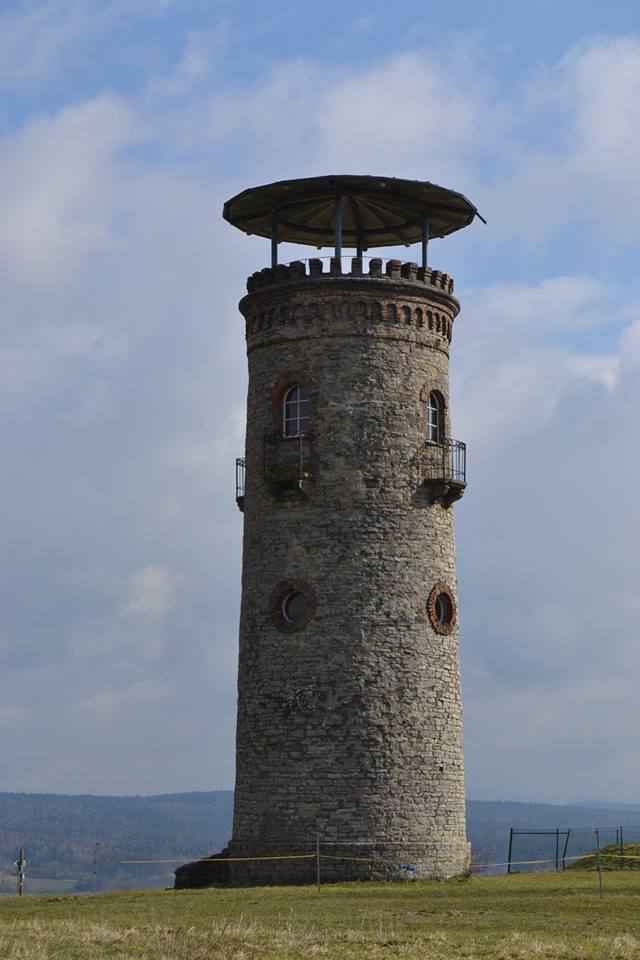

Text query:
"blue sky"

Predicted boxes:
[[1, 0, 640, 803]]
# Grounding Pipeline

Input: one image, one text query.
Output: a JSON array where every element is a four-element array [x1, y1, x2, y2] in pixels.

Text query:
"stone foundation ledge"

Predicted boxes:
[[174, 840, 470, 889], [246, 259, 454, 295]]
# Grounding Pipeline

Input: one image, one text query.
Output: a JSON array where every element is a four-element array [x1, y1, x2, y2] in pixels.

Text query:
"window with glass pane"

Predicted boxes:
[[427, 391, 443, 443], [283, 385, 311, 437]]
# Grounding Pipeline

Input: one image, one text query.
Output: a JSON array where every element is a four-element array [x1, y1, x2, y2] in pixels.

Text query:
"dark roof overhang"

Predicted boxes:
[[223, 174, 484, 250]]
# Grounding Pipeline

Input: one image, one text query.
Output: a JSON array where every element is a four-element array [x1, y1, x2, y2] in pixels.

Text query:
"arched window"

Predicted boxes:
[[283, 384, 311, 438], [426, 391, 444, 444]]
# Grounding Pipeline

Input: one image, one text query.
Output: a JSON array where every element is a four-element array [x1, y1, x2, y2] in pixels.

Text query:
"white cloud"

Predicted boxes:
[[619, 318, 640, 373], [454, 275, 630, 447], [0, 92, 134, 282], [146, 23, 230, 99], [566, 353, 619, 390], [315, 50, 489, 179], [0, 1, 87, 87], [119, 565, 178, 621], [490, 36, 640, 240], [74, 679, 168, 717], [0, 0, 176, 88]]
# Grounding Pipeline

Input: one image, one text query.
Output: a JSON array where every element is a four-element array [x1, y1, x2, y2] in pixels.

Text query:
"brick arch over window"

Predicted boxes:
[[270, 373, 316, 434]]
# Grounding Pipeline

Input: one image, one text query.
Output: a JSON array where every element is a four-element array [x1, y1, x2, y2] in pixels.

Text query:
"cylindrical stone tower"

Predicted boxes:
[[176, 175, 483, 888]]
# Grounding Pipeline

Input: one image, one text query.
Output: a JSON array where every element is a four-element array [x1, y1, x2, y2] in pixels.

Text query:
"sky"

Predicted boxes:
[[1, 0, 640, 805]]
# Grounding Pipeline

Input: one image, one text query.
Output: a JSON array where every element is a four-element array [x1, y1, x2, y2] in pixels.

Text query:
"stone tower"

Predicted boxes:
[[177, 175, 483, 887]]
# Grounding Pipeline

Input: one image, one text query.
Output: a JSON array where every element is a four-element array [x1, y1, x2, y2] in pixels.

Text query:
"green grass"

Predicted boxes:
[[569, 841, 640, 871], [2, 872, 640, 958]]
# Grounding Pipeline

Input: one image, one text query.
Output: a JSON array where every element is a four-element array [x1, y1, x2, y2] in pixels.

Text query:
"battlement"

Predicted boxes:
[[246, 258, 454, 296]]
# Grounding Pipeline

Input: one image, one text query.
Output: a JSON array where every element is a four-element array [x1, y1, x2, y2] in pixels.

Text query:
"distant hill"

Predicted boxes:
[[2, 791, 640, 892], [0, 791, 233, 892], [467, 800, 640, 872]]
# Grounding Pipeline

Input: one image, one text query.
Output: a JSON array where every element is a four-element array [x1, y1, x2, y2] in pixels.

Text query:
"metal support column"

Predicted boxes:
[[421, 214, 429, 269], [334, 194, 343, 259], [347, 193, 364, 259], [271, 210, 278, 268]]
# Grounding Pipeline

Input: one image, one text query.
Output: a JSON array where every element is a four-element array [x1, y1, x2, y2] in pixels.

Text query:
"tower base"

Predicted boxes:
[[174, 840, 470, 889]]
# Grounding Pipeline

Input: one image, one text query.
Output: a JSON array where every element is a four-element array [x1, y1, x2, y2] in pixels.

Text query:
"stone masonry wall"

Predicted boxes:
[[229, 263, 469, 884]]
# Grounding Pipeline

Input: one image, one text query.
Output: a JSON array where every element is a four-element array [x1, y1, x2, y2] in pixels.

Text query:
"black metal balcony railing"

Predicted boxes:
[[420, 439, 466, 505], [263, 431, 312, 487], [237, 436, 464, 508], [235, 457, 245, 511]]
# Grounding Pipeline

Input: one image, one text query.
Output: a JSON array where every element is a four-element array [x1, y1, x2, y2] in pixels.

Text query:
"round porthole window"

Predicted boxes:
[[435, 592, 453, 626], [282, 590, 308, 624], [271, 580, 317, 632], [427, 582, 456, 635]]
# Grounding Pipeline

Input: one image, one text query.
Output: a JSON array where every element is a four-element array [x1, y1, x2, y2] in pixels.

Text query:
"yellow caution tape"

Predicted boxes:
[[319, 854, 371, 862], [116, 854, 316, 864]]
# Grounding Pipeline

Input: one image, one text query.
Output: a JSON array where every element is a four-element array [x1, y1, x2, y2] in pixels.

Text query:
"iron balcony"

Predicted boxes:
[[420, 438, 466, 505]]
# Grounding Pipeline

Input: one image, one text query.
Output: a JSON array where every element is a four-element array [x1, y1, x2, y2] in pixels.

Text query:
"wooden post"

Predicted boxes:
[[17, 848, 25, 897], [619, 826, 624, 871], [595, 830, 603, 898], [94, 842, 100, 893]]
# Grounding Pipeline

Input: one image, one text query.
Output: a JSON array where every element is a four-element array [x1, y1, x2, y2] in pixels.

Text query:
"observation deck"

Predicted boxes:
[[224, 174, 484, 269]]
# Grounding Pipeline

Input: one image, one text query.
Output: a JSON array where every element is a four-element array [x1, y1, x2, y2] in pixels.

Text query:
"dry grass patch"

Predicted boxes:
[[2, 872, 640, 958]]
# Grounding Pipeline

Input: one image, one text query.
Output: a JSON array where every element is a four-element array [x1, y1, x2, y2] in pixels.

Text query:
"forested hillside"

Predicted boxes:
[[0, 791, 233, 891], [2, 791, 640, 891]]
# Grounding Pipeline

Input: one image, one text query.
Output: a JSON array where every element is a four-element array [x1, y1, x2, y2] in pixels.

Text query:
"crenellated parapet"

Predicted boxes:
[[246, 258, 455, 295], [241, 259, 459, 355]]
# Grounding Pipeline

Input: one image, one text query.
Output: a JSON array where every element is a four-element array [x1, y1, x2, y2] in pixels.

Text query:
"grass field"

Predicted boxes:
[[2, 871, 640, 959]]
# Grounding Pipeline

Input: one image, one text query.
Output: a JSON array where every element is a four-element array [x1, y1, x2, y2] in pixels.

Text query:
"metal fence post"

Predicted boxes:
[[507, 828, 513, 874], [316, 833, 321, 893], [561, 829, 571, 870]]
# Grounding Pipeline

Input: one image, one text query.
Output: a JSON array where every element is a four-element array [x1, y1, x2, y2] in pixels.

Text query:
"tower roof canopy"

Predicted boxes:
[[223, 174, 483, 250]]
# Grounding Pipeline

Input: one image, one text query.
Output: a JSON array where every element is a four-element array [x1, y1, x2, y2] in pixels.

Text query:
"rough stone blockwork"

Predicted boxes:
[[176, 263, 469, 888]]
